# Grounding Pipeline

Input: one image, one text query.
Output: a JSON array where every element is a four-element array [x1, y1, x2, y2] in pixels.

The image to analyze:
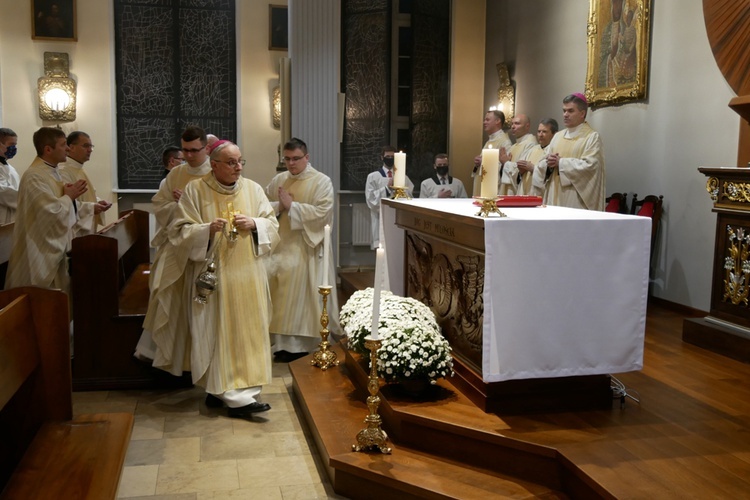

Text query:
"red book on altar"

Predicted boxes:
[[473, 195, 543, 207]]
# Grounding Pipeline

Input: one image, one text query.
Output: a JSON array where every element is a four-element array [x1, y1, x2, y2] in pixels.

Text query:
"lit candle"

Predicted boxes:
[[480, 146, 499, 198], [370, 245, 385, 340], [393, 151, 406, 187], [322, 224, 330, 287]]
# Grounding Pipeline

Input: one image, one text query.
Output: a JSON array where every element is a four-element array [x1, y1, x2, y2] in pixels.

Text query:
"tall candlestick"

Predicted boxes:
[[393, 151, 406, 187], [480, 146, 499, 198], [370, 245, 385, 340], [322, 224, 330, 287]]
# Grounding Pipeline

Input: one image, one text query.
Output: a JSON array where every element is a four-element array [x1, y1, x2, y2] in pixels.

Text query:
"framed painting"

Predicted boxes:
[[269, 5, 288, 51], [585, 0, 651, 108], [32, 0, 77, 41]]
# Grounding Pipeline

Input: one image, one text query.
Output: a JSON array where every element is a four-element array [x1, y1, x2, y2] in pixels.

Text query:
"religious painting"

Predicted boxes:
[[268, 5, 288, 51], [584, 0, 651, 108], [32, 0, 77, 41]]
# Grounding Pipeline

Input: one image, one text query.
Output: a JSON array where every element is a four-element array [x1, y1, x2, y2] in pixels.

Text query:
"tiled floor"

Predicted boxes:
[[72, 362, 347, 499]]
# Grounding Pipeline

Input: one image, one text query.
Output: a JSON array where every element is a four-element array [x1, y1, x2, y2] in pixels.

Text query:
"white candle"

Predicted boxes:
[[370, 245, 385, 340], [322, 224, 330, 287], [480, 146, 499, 198], [393, 151, 406, 187]]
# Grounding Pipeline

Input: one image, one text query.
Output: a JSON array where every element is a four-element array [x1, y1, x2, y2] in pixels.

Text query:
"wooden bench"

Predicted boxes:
[[70, 209, 187, 390], [0, 222, 12, 289], [0, 286, 133, 499]]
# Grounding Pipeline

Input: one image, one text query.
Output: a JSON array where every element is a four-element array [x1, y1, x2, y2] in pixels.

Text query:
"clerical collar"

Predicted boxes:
[[65, 157, 84, 169], [42, 159, 58, 169], [488, 130, 504, 141], [564, 122, 586, 138], [288, 163, 310, 178], [518, 133, 535, 144]]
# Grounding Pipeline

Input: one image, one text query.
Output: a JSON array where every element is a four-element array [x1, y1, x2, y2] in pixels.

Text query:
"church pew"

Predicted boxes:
[[0, 222, 12, 289], [0, 286, 133, 499], [70, 209, 187, 390]]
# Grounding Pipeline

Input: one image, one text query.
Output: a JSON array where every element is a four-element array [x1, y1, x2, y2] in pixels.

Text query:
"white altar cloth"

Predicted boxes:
[[381, 199, 650, 382]]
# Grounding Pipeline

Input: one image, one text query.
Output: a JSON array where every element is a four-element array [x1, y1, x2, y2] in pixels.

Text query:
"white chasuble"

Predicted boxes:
[[499, 134, 540, 196], [532, 122, 606, 211], [60, 159, 103, 236], [168, 174, 279, 393], [265, 165, 338, 339], [6, 158, 76, 293]]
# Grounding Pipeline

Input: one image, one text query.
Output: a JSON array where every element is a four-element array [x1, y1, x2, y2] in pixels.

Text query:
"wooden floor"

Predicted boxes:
[[293, 277, 750, 499]]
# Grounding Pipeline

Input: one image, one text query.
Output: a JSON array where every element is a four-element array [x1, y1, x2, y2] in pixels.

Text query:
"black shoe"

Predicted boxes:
[[205, 394, 224, 408], [273, 349, 290, 361], [227, 402, 271, 417], [274, 350, 309, 363], [286, 351, 309, 362]]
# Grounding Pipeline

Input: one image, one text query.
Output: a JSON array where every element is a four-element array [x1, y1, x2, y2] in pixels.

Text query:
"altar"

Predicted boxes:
[[381, 199, 651, 410]]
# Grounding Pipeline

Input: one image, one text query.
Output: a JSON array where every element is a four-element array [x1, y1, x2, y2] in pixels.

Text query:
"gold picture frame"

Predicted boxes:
[[32, 0, 77, 41], [585, 0, 650, 108]]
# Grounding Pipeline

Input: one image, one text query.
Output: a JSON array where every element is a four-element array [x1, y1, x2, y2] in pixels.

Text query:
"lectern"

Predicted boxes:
[[685, 1, 750, 361], [683, 168, 750, 362]]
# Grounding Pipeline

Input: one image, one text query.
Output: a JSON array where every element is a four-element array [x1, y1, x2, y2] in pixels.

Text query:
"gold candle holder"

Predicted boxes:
[[390, 186, 411, 200], [475, 196, 507, 218], [311, 286, 340, 370], [352, 337, 392, 454]]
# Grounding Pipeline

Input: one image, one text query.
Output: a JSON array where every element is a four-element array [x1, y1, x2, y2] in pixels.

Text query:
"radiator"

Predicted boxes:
[[351, 203, 372, 246]]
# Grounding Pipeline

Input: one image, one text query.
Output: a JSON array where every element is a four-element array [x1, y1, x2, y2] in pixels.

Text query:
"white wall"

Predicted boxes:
[[0, 0, 117, 220], [0, 0, 285, 220], [238, 0, 287, 190], [484, 0, 738, 310]]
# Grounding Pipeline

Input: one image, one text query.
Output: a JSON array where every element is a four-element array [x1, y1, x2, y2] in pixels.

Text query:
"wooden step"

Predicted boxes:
[[290, 346, 583, 499]]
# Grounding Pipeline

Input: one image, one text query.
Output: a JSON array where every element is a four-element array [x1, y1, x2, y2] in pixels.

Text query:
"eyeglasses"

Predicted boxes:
[[215, 159, 246, 167], [76, 143, 94, 150], [283, 156, 306, 163], [182, 146, 205, 154]]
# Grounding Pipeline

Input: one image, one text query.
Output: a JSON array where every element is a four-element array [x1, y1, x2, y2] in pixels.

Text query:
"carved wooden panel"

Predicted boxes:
[[405, 231, 484, 373]]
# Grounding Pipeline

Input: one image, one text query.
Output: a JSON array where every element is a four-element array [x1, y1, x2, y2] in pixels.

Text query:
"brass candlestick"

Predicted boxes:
[[390, 186, 411, 200], [475, 196, 507, 218], [352, 337, 392, 454], [311, 285, 340, 370]]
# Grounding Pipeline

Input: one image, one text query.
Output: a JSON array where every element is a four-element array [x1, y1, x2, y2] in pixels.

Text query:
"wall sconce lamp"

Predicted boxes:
[[493, 63, 515, 127], [38, 52, 76, 122], [272, 85, 281, 129]]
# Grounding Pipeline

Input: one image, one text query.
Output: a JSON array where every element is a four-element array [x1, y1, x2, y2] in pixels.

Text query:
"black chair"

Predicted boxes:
[[631, 194, 664, 273]]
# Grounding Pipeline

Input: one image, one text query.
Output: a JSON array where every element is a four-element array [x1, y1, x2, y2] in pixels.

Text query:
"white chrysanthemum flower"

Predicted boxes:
[[340, 288, 454, 384]]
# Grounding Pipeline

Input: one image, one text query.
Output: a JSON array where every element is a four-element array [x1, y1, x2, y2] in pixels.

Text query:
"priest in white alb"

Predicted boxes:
[[472, 109, 512, 196], [137, 125, 212, 361], [155, 140, 279, 417], [5, 127, 87, 294], [265, 138, 338, 362], [59, 131, 112, 236], [532, 93, 606, 210], [499, 114, 543, 196]]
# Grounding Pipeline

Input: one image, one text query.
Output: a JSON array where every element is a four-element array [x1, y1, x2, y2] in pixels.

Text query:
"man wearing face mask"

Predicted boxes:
[[419, 154, 467, 199], [365, 145, 414, 249], [0, 128, 20, 224]]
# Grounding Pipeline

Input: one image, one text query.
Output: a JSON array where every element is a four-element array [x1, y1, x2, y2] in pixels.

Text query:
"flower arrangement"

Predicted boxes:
[[339, 288, 454, 384]]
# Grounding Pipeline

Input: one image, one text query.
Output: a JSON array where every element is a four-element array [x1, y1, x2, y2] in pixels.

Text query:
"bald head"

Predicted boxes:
[[509, 114, 531, 140]]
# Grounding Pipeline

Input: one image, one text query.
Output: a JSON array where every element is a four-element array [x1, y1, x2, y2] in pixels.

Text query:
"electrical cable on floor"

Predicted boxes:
[[611, 375, 640, 409]]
